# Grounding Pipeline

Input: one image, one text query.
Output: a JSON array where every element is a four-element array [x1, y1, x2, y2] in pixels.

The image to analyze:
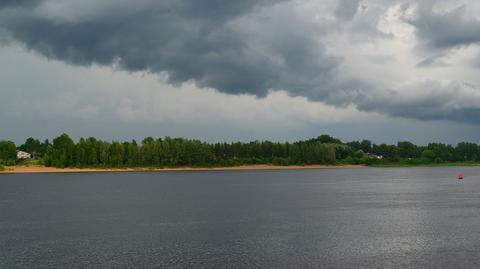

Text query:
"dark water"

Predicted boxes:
[[1, 167, 480, 268]]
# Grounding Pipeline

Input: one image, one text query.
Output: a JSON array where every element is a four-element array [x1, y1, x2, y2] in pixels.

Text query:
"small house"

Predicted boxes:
[[16, 150, 32, 160], [367, 153, 384, 160]]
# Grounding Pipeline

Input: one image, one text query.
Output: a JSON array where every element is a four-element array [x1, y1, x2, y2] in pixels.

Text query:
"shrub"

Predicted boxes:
[[272, 157, 291, 166]]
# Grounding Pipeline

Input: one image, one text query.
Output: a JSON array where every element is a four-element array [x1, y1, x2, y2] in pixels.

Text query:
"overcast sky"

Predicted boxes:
[[2, 0, 480, 145]]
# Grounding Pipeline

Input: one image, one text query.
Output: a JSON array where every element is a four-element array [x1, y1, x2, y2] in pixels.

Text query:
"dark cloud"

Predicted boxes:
[[355, 80, 480, 123], [406, 5, 480, 50], [0, 0, 341, 97], [2, 0, 480, 125], [0, 0, 39, 8]]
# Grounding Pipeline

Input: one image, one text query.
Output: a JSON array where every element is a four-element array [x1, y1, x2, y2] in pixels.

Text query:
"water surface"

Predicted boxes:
[[1, 167, 480, 268]]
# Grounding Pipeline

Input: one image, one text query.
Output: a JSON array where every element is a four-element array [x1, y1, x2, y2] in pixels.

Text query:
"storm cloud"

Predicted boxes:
[[406, 4, 480, 50], [354, 80, 480, 123], [0, 0, 341, 97], [0, 0, 39, 8], [2, 0, 480, 124]]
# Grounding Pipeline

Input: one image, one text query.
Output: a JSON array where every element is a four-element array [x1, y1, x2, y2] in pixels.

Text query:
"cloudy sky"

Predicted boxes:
[[2, 0, 480, 145]]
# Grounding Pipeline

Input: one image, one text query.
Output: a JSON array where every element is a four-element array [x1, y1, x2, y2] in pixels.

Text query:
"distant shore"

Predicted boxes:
[[0, 164, 365, 174], [368, 162, 480, 168]]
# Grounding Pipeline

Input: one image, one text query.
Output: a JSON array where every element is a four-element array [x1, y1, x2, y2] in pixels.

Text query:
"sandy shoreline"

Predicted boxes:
[[0, 164, 364, 174]]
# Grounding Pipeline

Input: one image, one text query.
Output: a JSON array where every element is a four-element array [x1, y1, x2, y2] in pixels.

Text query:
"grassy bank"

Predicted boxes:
[[368, 162, 480, 168]]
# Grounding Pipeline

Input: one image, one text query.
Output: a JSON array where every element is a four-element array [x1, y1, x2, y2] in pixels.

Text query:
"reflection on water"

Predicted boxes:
[[1, 167, 480, 268]]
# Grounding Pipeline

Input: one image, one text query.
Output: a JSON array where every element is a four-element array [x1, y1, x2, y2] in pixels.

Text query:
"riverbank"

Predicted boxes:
[[369, 162, 480, 168], [0, 164, 364, 174]]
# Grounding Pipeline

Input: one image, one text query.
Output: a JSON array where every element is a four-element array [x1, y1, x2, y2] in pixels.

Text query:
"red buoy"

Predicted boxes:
[[457, 173, 465, 180]]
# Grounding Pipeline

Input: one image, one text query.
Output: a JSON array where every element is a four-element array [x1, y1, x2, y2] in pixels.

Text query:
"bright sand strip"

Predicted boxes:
[[0, 164, 364, 174]]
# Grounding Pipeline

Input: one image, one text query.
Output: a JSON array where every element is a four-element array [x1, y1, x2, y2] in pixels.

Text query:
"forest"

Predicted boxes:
[[1, 133, 480, 168]]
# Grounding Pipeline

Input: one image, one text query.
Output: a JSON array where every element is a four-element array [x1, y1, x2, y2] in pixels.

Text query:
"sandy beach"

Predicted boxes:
[[0, 164, 364, 174]]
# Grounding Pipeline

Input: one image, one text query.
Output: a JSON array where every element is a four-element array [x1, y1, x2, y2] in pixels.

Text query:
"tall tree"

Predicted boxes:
[[0, 141, 17, 165]]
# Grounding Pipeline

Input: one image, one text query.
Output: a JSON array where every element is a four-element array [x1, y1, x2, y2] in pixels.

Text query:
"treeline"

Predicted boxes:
[[40, 134, 337, 168], [345, 140, 480, 164], [1, 133, 480, 168]]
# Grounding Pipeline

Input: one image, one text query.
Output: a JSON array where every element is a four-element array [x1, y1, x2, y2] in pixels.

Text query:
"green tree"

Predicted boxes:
[[397, 141, 421, 159], [421, 149, 435, 162], [372, 144, 399, 160], [455, 142, 478, 161], [360, 140, 372, 153], [427, 143, 454, 163], [19, 137, 42, 158], [46, 134, 75, 168], [0, 141, 17, 165], [315, 135, 342, 144]]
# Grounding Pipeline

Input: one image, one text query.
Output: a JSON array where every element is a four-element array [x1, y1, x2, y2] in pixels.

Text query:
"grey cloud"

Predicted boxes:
[[2, 0, 480, 125], [335, 0, 360, 21], [355, 80, 480, 123], [406, 4, 480, 50], [0, 0, 341, 97], [341, 1, 393, 42], [416, 53, 450, 68], [0, 0, 39, 8]]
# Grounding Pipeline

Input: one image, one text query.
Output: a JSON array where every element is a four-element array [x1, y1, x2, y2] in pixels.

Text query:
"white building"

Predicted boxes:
[[17, 150, 32, 160], [357, 150, 384, 160]]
